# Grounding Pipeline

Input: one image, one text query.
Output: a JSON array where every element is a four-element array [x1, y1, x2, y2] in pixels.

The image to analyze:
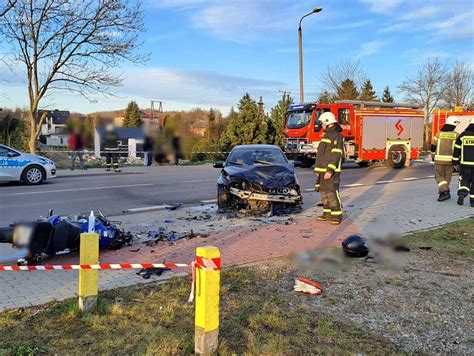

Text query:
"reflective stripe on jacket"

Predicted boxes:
[[314, 125, 344, 174], [431, 130, 458, 165]]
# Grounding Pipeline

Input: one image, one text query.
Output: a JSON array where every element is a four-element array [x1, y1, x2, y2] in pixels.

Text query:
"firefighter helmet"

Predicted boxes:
[[446, 116, 460, 126], [341, 235, 369, 257], [319, 112, 337, 126]]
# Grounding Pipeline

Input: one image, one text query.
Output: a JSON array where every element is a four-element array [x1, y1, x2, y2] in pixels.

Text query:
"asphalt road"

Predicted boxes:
[[0, 162, 436, 225]]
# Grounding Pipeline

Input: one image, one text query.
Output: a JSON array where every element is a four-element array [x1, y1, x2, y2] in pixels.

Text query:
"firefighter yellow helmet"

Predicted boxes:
[[446, 116, 460, 126], [319, 112, 337, 126]]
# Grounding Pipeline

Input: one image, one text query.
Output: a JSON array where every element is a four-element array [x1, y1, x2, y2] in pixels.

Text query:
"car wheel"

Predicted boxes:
[[22, 165, 46, 185], [217, 185, 231, 209]]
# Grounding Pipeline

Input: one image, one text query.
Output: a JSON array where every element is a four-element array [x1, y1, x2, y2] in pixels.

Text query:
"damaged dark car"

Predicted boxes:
[[214, 145, 302, 212]]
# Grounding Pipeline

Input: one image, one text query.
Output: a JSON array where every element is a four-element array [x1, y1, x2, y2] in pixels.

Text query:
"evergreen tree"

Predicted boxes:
[[208, 108, 216, 142], [123, 101, 142, 127], [359, 80, 378, 101], [318, 91, 332, 104], [334, 79, 359, 100], [266, 93, 293, 146], [221, 93, 267, 150], [83, 114, 96, 145], [382, 86, 395, 103]]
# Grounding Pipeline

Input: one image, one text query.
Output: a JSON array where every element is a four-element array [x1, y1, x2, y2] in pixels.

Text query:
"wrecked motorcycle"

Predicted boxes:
[[0, 211, 133, 265]]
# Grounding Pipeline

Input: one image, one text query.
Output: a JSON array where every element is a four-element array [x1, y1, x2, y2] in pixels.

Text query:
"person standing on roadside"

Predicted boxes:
[[171, 132, 182, 166], [68, 127, 86, 170], [430, 116, 459, 202], [143, 131, 154, 167], [103, 124, 121, 172], [314, 112, 344, 225]]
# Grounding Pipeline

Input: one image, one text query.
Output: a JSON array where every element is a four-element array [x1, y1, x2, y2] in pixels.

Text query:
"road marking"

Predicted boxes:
[[201, 199, 217, 203], [182, 179, 216, 183], [304, 188, 315, 192], [426, 175, 435, 178], [5, 183, 155, 196], [403, 177, 418, 181], [124, 205, 172, 213], [376, 180, 394, 184], [343, 183, 364, 187]]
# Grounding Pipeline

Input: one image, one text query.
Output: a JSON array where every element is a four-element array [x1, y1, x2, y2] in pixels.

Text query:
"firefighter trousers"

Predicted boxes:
[[319, 173, 342, 217], [458, 166, 474, 204], [105, 151, 120, 172], [434, 164, 454, 193]]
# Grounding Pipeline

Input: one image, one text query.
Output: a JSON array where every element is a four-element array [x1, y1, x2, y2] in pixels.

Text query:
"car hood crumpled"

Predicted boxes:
[[224, 164, 296, 189]]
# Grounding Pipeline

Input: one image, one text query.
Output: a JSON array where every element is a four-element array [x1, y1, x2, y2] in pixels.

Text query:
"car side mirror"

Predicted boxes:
[[292, 160, 301, 168], [213, 162, 224, 169]]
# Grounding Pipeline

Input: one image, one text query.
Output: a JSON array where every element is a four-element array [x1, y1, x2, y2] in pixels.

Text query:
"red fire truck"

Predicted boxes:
[[284, 100, 425, 168], [432, 107, 474, 138]]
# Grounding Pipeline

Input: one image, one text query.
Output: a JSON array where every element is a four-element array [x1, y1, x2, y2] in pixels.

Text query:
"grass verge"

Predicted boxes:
[[1, 218, 472, 355]]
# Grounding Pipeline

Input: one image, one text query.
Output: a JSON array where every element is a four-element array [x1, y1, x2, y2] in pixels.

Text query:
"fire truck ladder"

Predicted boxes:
[[335, 100, 420, 110]]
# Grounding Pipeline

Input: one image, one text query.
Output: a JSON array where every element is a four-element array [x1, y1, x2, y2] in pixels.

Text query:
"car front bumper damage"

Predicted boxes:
[[229, 187, 301, 204]]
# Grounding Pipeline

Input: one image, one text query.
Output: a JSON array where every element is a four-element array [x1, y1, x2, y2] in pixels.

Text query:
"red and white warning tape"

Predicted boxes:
[[0, 257, 221, 304], [0, 263, 189, 271]]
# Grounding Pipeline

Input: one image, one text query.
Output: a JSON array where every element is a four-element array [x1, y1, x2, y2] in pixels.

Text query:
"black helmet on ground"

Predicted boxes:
[[342, 235, 369, 257]]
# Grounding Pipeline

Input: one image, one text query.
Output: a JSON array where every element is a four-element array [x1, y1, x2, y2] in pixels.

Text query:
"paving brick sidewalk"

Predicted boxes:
[[0, 179, 472, 310]]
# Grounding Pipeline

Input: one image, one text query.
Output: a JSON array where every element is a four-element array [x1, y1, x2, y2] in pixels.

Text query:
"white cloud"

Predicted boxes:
[[359, 0, 404, 14], [401, 6, 440, 20], [355, 40, 387, 59]]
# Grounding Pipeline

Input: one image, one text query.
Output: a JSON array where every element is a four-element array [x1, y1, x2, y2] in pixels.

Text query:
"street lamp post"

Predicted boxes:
[[298, 7, 322, 104]]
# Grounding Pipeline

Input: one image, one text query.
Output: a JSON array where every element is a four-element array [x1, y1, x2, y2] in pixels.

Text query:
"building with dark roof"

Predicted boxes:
[[38, 109, 71, 146]]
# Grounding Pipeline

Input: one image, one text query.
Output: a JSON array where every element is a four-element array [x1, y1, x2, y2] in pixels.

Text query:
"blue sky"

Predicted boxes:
[[1, 0, 473, 114]]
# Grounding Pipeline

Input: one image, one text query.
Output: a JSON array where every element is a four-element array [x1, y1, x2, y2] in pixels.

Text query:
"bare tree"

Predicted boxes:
[[0, 0, 17, 17], [398, 58, 452, 147], [320, 59, 366, 98], [443, 61, 473, 109], [0, 0, 146, 153]]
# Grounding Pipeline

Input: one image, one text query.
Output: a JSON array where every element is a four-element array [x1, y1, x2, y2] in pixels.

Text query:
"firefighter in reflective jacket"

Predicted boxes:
[[430, 116, 459, 201], [103, 124, 121, 172], [453, 117, 474, 207], [314, 112, 344, 225]]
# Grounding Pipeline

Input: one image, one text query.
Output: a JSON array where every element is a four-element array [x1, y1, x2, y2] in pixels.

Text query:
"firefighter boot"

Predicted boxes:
[[438, 191, 450, 202], [329, 216, 342, 225], [470, 198, 474, 208], [316, 212, 331, 221], [106, 164, 111, 172], [457, 195, 464, 206]]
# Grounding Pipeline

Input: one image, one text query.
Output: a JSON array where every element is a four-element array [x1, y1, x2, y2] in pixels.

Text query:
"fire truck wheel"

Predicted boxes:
[[300, 158, 316, 168], [385, 145, 406, 169]]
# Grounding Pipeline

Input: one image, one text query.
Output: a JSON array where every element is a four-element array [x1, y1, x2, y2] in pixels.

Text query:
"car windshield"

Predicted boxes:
[[287, 111, 312, 129], [227, 147, 288, 166]]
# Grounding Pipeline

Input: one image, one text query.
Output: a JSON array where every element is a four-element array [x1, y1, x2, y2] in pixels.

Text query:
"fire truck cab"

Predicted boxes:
[[284, 100, 425, 169]]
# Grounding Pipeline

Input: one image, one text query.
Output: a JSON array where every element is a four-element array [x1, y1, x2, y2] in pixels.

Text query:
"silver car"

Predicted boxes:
[[0, 144, 57, 185]]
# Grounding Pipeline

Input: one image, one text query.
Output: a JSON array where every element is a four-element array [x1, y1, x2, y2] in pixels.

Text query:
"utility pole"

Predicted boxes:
[[298, 7, 322, 104], [150, 100, 164, 129]]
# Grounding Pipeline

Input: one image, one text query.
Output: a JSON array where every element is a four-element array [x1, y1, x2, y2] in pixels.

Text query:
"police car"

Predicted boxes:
[[0, 144, 57, 185]]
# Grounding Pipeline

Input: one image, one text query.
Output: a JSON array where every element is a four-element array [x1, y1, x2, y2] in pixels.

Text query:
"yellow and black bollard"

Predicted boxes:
[[194, 246, 221, 355], [78, 232, 99, 312]]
